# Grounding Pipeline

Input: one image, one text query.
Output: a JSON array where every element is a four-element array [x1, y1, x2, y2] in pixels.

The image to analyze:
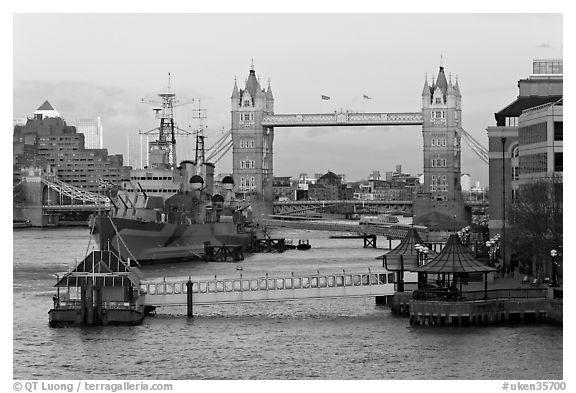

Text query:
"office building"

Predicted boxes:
[[77, 117, 103, 149]]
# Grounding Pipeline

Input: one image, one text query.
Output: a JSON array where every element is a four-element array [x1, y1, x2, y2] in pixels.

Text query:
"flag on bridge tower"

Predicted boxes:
[[363, 94, 372, 100], [321, 95, 330, 100]]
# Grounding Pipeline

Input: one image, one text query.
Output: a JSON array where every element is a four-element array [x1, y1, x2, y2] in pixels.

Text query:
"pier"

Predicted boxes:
[[141, 269, 397, 312], [409, 289, 561, 327]]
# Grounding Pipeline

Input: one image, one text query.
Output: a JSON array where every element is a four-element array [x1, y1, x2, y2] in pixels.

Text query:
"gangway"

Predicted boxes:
[[141, 269, 397, 307]]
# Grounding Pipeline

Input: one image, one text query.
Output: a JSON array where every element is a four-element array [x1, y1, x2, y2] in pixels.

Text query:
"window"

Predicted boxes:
[[554, 122, 563, 141], [251, 140, 255, 148], [435, 97, 442, 104], [441, 138, 447, 147], [431, 158, 447, 167], [243, 100, 251, 107], [240, 177, 245, 187], [505, 117, 518, 127], [250, 177, 255, 187], [240, 161, 245, 169], [240, 141, 245, 148], [554, 152, 563, 172]]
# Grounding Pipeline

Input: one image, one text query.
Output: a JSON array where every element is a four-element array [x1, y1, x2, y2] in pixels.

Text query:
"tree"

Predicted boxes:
[[508, 176, 562, 279]]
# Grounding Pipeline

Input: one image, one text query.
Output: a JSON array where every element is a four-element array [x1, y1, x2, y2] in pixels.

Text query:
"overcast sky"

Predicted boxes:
[[13, 13, 563, 185]]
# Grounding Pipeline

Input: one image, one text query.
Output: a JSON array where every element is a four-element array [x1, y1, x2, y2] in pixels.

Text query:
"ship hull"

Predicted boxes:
[[92, 215, 254, 265]]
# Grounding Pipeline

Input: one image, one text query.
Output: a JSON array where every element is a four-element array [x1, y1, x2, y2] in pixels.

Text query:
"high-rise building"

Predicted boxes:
[[486, 59, 562, 265], [77, 117, 103, 149], [13, 101, 130, 192]]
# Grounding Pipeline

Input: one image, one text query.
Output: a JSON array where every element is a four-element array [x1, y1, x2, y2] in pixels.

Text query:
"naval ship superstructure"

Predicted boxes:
[[91, 76, 258, 265]]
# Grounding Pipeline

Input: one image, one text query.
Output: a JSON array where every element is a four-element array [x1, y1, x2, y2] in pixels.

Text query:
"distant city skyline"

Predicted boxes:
[[13, 13, 563, 185]]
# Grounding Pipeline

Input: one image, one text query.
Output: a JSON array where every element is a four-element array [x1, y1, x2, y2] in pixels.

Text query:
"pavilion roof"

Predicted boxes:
[[379, 226, 436, 271], [55, 250, 143, 287], [412, 234, 496, 274]]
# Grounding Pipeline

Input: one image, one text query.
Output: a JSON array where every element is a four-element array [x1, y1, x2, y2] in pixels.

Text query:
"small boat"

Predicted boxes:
[[284, 239, 297, 250], [13, 219, 31, 228], [359, 214, 399, 228], [296, 240, 311, 251]]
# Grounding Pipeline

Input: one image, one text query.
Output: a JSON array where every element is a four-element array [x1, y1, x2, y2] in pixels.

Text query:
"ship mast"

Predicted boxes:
[[140, 73, 194, 169], [192, 99, 208, 169]]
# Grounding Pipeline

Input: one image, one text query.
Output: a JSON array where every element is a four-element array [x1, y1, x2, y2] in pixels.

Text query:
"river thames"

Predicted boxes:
[[13, 226, 562, 380]]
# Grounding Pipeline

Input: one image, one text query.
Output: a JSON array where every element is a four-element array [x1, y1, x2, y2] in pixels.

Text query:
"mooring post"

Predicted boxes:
[[186, 277, 193, 318], [80, 283, 87, 326], [85, 281, 94, 326]]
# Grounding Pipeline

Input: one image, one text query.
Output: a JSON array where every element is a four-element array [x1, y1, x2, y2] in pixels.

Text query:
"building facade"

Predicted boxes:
[[13, 101, 130, 192], [487, 59, 563, 265], [77, 117, 103, 149]]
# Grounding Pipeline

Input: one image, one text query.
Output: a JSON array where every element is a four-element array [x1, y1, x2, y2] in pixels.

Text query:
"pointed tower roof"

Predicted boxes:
[[422, 78, 431, 96], [243, 69, 261, 100], [412, 234, 496, 274], [435, 66, 448, 95], [266, 78, 272, 97], [34, 100, 60, 118], [231, 77, 240, 99], [37, 100, 56, 111], [454, 75, 461, 97]]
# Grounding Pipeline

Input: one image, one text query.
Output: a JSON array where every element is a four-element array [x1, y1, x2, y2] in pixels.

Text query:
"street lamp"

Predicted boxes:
[[550, 249, 558, 287], [422, 247, 429, 266], [415, 244, 422, 266], [486, 240, 493, 266]]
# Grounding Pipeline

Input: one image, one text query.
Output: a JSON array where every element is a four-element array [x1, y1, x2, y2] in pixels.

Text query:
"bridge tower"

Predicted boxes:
[[414, 65, 468, 229], [231, 65, 275, 207]]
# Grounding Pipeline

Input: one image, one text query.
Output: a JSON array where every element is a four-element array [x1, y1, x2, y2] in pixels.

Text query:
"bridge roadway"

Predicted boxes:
[[272, 200, 487, 216], [42, 204, 111, 212], [261, 112, 423, 127], [141, 269, 397, 306], [262, 219, 429, 241]]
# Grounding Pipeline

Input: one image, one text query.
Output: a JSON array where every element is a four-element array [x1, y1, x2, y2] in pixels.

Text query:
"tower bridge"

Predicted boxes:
[[231, 63, 481, 230]]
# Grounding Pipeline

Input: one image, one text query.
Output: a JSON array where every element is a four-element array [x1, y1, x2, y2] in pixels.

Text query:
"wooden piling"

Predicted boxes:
[[186, 279, 193, 318]]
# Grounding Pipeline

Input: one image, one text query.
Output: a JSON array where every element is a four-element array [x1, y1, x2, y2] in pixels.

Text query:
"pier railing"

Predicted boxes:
[[141, 270, 398, 306], [413, 288, 548, 302]]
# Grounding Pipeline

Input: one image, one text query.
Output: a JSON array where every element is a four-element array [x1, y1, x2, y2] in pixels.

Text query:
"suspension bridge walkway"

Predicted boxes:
[[141, 269, 397, 307]]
